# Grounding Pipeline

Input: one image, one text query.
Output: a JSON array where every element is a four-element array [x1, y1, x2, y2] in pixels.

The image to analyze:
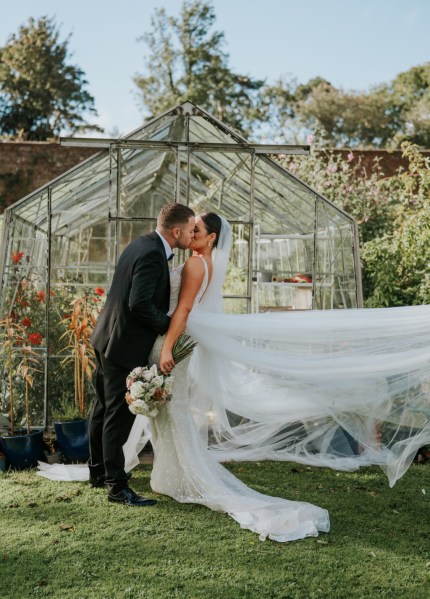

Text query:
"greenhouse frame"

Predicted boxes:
[[0, 102, 362, 427]]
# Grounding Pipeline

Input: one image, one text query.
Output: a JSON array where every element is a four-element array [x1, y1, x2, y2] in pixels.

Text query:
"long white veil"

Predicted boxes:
[[186, 218, 430, 487]]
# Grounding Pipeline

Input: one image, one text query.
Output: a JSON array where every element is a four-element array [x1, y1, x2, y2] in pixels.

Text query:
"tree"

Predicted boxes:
[[263, 63, 430, 149], [0, 16, 101, 140], [387, 63, 430, 148], [134, 0, 265, 135], [263, 78, 395, 147]]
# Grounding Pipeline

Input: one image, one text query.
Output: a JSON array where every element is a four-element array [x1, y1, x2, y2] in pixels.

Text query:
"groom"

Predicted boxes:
[[89, 203, 196, 506]]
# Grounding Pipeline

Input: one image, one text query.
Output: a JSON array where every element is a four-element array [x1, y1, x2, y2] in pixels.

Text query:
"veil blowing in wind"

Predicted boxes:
[[182, 218, 430, 487]]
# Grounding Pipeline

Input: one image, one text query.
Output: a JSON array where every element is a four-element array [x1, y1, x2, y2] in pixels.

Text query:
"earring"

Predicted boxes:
[[208, 241, 212, 247]]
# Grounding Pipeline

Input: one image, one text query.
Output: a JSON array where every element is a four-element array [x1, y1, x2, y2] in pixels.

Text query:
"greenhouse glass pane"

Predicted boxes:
[[117, 220, 156, 255], [2, 193, 49, 306], [253, 233, 314, 284], [188, 151, 252, 220], [252, 283, 299, 313], [49, 158, 111, 288], [314, 201, 357, 309], [253, 157, 316, 235], [48, 154, 111, 232], [127, 115, 187, 142], [119, 148, 176, 217], [50, 219, 109, 287], [13, 189, 50, 234], [189, 115, 244, 143], [224, 223, 250, 301]]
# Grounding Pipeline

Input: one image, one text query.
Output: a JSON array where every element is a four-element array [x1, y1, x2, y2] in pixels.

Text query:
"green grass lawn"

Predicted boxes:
[[0, 461, 429, 599]]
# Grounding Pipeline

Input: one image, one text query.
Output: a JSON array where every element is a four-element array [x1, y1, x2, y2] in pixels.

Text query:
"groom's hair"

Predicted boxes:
[[158, 203, 195, 231]]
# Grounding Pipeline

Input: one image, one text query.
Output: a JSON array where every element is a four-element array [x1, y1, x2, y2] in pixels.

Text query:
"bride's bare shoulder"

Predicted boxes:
[[183, 255, 205, 273]]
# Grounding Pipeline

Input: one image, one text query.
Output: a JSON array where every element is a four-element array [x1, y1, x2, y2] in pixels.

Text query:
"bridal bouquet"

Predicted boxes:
[[125, 333, 197, 418], [126, 364, 173, 417]]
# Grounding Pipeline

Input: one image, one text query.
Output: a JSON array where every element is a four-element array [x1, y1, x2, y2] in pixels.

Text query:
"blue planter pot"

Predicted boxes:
[[0, 429, 44, 470], [54, 419, 89, 462]]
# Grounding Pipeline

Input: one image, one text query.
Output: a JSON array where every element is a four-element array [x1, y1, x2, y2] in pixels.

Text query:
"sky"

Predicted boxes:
[[1, 0, 430, 136]]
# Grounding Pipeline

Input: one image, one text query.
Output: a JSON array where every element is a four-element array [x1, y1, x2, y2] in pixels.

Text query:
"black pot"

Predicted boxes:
[[0, 429, 44, 470], [54, 419, 89, 462]]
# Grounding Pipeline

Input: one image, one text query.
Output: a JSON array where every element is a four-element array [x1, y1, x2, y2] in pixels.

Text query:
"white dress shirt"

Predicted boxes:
[[155, 230, 174, 260]]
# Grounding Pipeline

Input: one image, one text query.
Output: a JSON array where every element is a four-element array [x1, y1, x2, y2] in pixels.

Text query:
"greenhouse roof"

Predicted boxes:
[[6, 102, 355, 239]]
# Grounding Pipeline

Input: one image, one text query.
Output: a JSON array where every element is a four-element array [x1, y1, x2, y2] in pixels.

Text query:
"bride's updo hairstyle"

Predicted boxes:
[[200, 212, 222, 247]]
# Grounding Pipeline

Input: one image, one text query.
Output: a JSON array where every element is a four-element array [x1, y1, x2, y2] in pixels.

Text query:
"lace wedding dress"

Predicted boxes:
[[142, 258, 330, 541]]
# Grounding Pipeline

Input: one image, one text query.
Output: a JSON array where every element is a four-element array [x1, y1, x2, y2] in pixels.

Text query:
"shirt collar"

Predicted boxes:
[[155, 230, 173, 259]]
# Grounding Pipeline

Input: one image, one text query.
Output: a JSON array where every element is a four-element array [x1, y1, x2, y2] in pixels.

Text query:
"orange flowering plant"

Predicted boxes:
[[58, 288, 105, 418]]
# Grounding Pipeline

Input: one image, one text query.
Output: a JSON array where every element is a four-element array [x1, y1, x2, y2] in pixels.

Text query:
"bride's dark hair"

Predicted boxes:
[[200, 212, 222, 247]]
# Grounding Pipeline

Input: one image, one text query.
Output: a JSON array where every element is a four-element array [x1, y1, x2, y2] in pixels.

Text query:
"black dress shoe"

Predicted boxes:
[[108, 487, 157, 506]]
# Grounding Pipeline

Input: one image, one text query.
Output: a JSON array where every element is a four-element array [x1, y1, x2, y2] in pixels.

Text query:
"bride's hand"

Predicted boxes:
[[160, 347, 175, 375]]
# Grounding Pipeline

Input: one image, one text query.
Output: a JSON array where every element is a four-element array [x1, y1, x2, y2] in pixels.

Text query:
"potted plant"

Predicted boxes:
[[0, 316, 44, 469], [53, 289, 103, 461]]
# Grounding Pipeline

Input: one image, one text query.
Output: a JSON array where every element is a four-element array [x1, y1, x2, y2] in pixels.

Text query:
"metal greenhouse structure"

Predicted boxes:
[[0, 102, 362, 427]]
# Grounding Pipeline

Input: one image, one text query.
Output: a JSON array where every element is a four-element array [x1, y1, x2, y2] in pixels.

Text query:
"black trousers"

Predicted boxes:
[[88, 349, 135, 492]]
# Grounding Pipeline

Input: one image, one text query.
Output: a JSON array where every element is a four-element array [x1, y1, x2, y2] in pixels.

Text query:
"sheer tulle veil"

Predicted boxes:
[[186, 218, 430, 487]]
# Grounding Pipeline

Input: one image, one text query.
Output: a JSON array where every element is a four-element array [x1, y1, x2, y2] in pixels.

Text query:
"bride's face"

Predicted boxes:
[[191, 216, 214, 252]]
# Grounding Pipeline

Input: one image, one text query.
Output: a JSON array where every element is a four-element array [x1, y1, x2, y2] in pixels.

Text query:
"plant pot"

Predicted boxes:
[[54, 419, 89, 462], [0, 453, 6, 472], [0, 429, 44, 470]]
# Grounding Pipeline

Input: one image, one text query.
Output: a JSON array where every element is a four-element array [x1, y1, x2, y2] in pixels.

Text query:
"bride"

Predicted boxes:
[[39, 212, 430, 543]]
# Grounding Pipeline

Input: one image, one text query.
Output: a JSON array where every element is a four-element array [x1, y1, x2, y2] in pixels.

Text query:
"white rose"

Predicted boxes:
[[152, 375, 164, 388], [129, 381, 146, 399], [129, 399, 148, 415], [142, 364, 158, 381], [149, 364, 159, 377]]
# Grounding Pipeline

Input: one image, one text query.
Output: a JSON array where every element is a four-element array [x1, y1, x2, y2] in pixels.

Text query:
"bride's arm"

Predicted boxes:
[[159, 256, 205, 374]]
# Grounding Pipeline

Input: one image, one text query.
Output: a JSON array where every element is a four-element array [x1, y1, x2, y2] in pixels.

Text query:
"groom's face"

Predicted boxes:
[[173, 216, 196, 250]]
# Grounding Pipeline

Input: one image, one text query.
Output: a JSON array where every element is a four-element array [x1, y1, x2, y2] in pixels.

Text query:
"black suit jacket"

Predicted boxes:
[[91, 232, 171, 370]]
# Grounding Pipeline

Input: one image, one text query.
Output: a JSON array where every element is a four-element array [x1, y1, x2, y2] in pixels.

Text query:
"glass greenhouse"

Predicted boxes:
[[0, 102, 362, 427]]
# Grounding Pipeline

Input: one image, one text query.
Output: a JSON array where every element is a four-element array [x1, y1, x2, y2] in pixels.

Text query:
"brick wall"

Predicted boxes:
[[0, 142, 98, 213]]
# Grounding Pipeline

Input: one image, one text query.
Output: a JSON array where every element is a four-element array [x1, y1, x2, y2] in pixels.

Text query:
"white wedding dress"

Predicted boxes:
[[142, 257, 330, 541]]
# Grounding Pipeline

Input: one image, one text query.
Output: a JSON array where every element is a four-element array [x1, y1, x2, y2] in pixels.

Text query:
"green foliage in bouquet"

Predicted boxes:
[[172, 332, 197, 365]]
